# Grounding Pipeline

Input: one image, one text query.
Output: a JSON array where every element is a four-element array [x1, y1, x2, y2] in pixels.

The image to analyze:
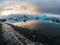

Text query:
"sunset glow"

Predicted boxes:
[[0, 3, 41, 16], [1, 10, 14, 15]]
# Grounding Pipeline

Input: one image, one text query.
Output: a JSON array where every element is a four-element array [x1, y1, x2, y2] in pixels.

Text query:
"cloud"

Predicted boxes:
[[35, 0, 60, 15], [1, 2, 41, 15], [0, 0, 60, 15]]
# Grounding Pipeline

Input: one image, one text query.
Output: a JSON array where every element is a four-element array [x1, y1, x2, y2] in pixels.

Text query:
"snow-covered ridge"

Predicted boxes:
[[0, 14, 60, 23]]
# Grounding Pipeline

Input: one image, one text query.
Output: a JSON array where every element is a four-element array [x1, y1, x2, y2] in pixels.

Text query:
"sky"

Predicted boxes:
[[0, 0, 60, 16]]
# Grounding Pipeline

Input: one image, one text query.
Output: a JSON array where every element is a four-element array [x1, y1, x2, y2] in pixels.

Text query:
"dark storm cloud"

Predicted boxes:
[[34, 0, 60, 15]]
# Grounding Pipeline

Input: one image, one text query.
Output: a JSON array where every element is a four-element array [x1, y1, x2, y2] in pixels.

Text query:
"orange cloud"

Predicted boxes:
[[1, 3, 41, 15], [13, 3, 41, 15]]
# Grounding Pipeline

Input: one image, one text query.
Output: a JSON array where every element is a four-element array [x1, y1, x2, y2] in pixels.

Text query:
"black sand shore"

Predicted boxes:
[[0, 21, 60, 45]]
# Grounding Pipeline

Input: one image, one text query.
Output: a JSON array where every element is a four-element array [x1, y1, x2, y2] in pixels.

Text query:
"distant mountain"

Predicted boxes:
[[0, 14, 60, 23], [5, 14, 36, 23], [6, 14, 60, 23]]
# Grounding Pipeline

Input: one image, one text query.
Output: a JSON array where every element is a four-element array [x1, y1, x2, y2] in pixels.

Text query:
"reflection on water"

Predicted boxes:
[[11, 20, 43, 28], [11, 20, 60, 35]]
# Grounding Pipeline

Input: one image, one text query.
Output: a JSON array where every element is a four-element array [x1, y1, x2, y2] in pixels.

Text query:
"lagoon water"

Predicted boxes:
[[3, 20, 60, 45]]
